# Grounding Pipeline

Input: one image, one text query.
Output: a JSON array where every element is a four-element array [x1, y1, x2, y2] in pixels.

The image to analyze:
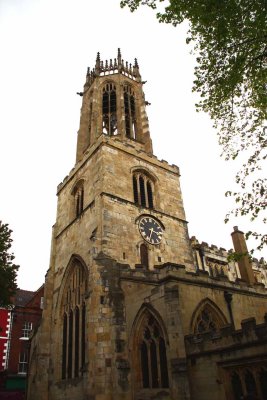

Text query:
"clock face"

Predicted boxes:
[[139, 216, 163, 245]]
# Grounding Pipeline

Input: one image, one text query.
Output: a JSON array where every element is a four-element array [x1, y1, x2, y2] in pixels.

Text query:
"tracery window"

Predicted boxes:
[[231, 372, 243, 400], [61, 259, 87, 380], [136, 311, 169, 389], [72, 181, 84, 218], [192, 300, 226, 334], [133, 172, 154, 209], [245, 369, 257, 397], [228, 367, 265, 400], [259, 367, 267, 398], [102, 82, 117, 135], [124, 85, 136, 139]]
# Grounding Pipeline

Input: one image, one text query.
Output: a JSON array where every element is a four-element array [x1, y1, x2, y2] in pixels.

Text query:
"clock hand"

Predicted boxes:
[[149, 228, 154, 240]]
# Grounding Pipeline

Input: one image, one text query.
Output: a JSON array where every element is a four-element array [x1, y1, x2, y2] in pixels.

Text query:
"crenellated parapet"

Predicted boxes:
[[190, 236, 267, 287], [185, 315, 267, 355]]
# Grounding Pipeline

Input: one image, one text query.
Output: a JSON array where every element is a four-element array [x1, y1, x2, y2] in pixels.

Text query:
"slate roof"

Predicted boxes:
[[14, 289, 35, 307]]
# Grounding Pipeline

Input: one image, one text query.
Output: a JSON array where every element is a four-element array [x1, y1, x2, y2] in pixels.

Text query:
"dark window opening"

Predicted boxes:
[[147, 181, 153, 208], [133, 176, 138, 203], [74, 184, 84, 218], [74, 308, 79, 377], [150, 340, 158, 388], [139, 177, 146, 207], [260, 368, 267, 398], [102, 83, 117, 135], [140, 243, 149, 269], [231, 373, 243, 400], [62, 314, 67, 379], [159, 337, 169, 388], [124, 86, 136, 139], [141, 342, 149, 388], [67, 311, 73, 379], [138, 313, 169, 390], [81, 304, 86, 370], [132, 172, 154, 209], [245, 370, 257, 397]]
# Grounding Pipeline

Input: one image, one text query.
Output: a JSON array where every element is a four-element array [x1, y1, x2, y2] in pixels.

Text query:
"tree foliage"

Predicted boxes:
[[0, 222, 19, 307], [121, 0, 267, 251]]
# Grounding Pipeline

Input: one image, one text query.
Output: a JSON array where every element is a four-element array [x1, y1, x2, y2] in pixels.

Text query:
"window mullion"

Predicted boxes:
[[156, 339, 161, 388], [148, 340, 152, 388]]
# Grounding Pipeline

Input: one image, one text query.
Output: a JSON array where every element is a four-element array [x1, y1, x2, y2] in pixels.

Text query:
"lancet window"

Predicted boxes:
[[133, 172, 154, 209], [102, 82, 117, 135], [61, 260, 87, 380], [124, 85, 136, 139], [136, 311, 169, 389], [72, 181, 84, 218]]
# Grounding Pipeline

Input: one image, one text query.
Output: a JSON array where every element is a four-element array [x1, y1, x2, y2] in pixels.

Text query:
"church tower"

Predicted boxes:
[[27, 50, 195, 400]]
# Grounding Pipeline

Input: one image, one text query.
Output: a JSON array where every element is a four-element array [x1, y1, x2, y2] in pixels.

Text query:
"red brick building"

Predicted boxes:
[[0, 286, 44, 398]]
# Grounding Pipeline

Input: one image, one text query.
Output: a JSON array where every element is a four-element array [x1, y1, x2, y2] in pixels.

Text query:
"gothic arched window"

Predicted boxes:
[[135, 311, 169, 390], [191, 299, 227, 334], [124, 85, 136, 139], [260, 368, 267, 398], [72, 180, 84, 218], [61, 259, 87, 380], [133, 172, 154, 209], [231, 372, 243, 400], [245, 370, 258, 398], [102, 82, 117, 135]]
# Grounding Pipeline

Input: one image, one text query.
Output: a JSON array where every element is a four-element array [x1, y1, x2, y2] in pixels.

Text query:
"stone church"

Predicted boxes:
[[27, 50, 267, 400]]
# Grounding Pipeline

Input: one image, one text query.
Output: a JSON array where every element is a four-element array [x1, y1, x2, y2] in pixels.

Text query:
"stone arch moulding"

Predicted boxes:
[[54, 254, 88, 312], [129, 303, 169, 351], [131, 166, 158, 183], [190, 297, 228, 334], [70, 178, 85, 195]]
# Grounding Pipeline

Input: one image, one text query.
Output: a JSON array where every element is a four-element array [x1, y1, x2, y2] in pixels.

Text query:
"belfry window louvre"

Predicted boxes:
[[61, 260, 86, 380], [102, 82, 117, 135], [132, 172, 154, 209], [138, 313, 169, 389], [124, 85, 136, 139]]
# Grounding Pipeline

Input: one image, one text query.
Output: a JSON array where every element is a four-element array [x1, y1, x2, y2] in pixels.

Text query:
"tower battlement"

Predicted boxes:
[[185, 315, 267, 354]]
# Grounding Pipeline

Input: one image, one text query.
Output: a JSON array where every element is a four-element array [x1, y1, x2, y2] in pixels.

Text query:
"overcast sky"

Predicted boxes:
[[1, 0, 266, 291]]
